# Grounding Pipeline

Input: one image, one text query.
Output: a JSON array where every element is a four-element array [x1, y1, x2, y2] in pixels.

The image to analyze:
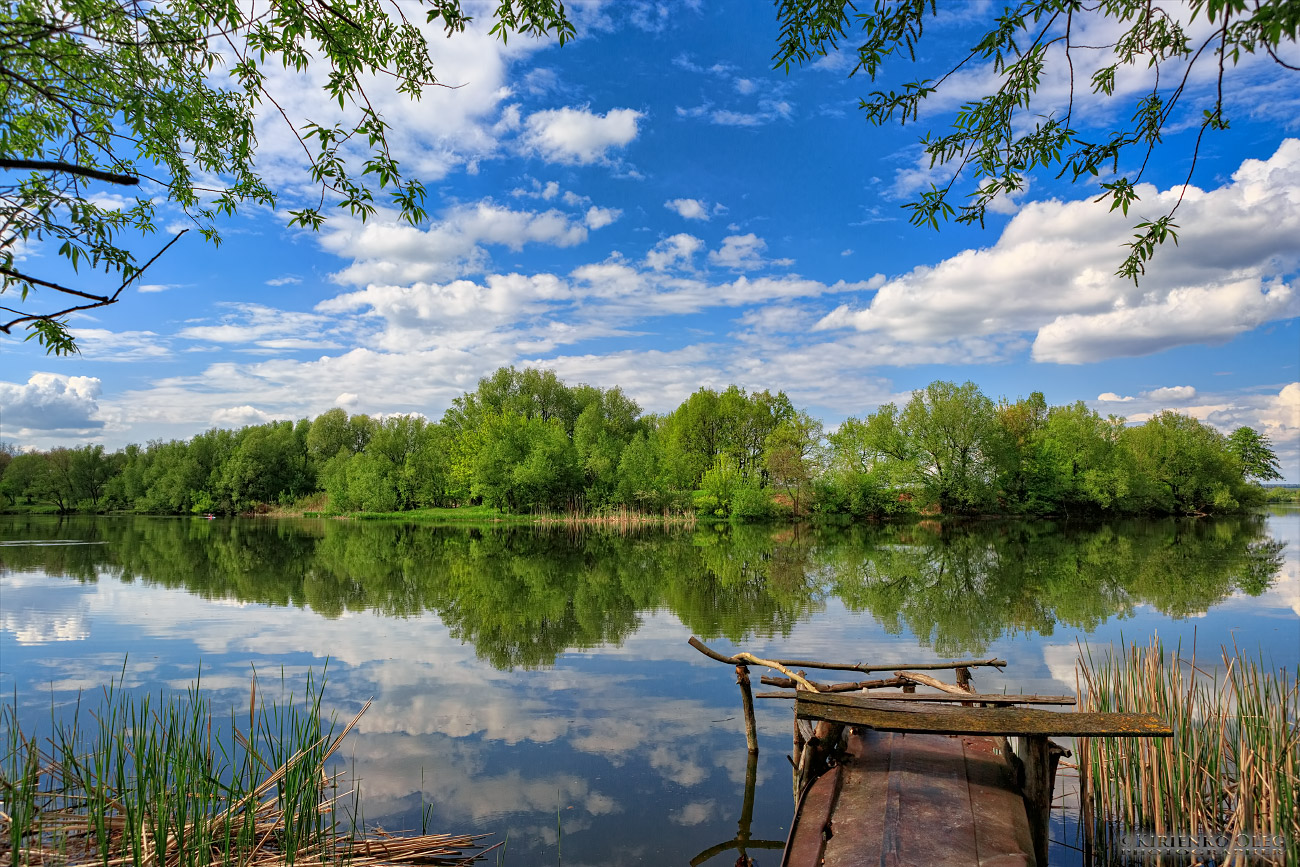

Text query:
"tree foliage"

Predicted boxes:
[[0, 0, 573, 351], [774, 0, 1299, 279], [0, 368, 1279, 518]]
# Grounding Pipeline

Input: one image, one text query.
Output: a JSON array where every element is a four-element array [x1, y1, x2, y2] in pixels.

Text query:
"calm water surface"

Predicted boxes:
[[2, 512, 1297, 866]]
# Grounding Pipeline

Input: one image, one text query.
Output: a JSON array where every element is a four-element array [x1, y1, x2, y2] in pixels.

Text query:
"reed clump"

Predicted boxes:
[[1, 671, 486, 867], [1077, 637, 1298, 866]]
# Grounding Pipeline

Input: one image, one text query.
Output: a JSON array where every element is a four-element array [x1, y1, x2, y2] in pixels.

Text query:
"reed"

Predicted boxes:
[[1076, 637, 1298, 866], [1, 670, 486, 867]]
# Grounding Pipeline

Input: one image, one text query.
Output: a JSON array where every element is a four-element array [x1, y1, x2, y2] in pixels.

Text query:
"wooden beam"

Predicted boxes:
[[688, 637, 1004, 673], [760, 674, 907, 693], [795, 694, 1172, 737], [757, 691, 1075, 706]]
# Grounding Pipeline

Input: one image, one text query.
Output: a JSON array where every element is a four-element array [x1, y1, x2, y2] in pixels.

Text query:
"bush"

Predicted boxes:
[[729, 485, 775, 522]]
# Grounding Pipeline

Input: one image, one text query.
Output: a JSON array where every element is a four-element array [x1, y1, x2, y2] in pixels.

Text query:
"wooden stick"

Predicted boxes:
[[760, 675, 907, 693], [688, 637, 818, 690], [688, 636, 1003, 673], [736, 664, 759, 755], [895, 671, 970, 696], [772, 656, 1005, 674]]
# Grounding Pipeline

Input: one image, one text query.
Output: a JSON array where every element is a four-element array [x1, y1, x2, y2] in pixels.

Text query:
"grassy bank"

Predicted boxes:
[[1, 671, 486, 867], [1077, 638, 1298, 865]]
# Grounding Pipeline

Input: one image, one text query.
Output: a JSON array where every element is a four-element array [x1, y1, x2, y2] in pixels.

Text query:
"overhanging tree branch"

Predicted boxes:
[[1, 229, 186, 336]]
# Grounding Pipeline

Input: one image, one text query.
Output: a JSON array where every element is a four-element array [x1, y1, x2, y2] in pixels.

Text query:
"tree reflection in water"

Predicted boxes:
[[1, 514, 1283, 662]]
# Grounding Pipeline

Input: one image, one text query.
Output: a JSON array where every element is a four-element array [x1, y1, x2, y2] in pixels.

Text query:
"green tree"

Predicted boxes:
[[764, 410, 824, 517], [69, 443, 117, 507], [774, 0, 1299, 280], [1227, 426, 1284, 481], [1033, 402, 1129, 514], [0, 451, 45, 505], [1121, 411, 1245, 513], [899, 380, 999, 513], [1, 0, 574, 352]]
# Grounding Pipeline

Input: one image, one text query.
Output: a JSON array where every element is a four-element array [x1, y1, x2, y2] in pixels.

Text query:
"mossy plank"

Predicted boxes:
[[795, 694, 1171, 737]]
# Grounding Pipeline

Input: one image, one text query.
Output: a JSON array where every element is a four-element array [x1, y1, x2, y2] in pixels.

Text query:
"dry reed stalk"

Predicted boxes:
[[1077, 638, 1298, 866], [1, 681, 485, 867]]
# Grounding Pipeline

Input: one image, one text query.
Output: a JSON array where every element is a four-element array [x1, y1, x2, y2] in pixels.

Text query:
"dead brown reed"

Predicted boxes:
[[1, 674, 485, 867], [1076, 637, 1298, 866]]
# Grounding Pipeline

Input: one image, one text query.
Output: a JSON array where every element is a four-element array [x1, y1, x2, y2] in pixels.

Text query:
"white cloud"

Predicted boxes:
[[816, 140, 1300, 364], [239, 12, 551, 198], [68, 329, 171, 362], [177, 303, 341, 350], [664, 198, 710, 220], [318, 273, 571, 351], [210, 405, 275, 427], [0, 373, 103, 433], [321, 201, 591, 286], [708, 234, 793, 271], [1097, 392, 1134, 402], [1144, 385, 1197, 401], [520, 107, 642, 165], [584, 206, 621, 229], [265, 276, 302, 287], [643, 234, 704, 271], [137, 283, 177, 294]]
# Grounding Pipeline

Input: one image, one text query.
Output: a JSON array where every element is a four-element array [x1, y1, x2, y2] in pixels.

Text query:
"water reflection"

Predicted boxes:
[[0, 514, 1283, 659], [1, 513, 1294, 866]]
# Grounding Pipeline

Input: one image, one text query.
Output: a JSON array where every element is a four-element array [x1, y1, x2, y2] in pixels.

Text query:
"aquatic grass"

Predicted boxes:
[[0, 670, 487, 867], [1077, 637, 1298, 865]]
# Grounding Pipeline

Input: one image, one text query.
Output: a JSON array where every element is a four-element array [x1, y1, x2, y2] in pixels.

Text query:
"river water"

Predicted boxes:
[[2, 511, 1297, 866]]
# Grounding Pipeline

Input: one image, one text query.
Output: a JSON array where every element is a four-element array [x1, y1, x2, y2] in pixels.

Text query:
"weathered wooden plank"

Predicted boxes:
[[784, 763, 842, 867], [884, 734, 979, 867], [756, 691, 1075, 706], [820, 731, 888, 867], [961, 737, 1035, 867], [796, 694, 1171, 737], [785, 730, 1039, 867]]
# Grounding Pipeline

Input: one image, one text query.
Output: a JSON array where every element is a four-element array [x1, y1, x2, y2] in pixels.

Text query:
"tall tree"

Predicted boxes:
[[899, 380, 999, 513], [1, 0, 573, 352], [1226, 426, 1284, 482]]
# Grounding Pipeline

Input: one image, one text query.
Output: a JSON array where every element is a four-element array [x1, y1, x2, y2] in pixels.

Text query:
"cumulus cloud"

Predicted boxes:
[[239, 12, 549, 195], [520, 106, 642, 165], [643, 233, 704, 271], [0, 373, 103, 433], [210, 405, 275, 427], [584, 206, 621, 229], [1144, 385, 1197, 401], [318, 273, 571, 351], [1097, 392, 1135, 402], [707, 234, 793, 271], [665, 198, 710, 220], [816, 139, 1300, 364], [321, 201, 592, 286]]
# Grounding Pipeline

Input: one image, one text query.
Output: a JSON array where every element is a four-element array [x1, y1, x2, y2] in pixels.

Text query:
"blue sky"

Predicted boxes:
[[3, 1, 1298, 479]]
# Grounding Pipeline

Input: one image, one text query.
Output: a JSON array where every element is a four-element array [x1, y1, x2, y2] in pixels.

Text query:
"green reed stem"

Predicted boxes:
[[1077, 637, 1298, 866]]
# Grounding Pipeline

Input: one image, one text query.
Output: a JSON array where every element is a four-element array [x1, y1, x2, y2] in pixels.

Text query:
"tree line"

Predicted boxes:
[[0, 368, 1284, 519]]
